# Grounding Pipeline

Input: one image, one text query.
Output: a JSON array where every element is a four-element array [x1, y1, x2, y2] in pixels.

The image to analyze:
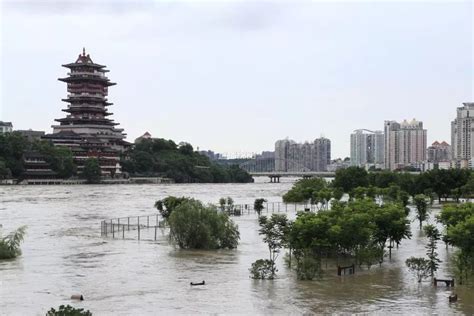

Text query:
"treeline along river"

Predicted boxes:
[[0, 177, 473, 314]]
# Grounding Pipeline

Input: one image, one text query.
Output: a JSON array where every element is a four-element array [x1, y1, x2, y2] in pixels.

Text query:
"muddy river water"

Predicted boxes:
[[1, 178, 473, 315]]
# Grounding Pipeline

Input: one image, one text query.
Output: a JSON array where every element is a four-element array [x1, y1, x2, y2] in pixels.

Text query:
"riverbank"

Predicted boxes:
[[1, 177, 175, 185]]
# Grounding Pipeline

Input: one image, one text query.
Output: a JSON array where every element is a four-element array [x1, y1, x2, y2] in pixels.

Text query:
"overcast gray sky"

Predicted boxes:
[[1, 0, 473, 158]]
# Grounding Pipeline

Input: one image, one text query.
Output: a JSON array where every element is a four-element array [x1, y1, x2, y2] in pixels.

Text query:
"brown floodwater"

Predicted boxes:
[[0, 177, 473, 315]]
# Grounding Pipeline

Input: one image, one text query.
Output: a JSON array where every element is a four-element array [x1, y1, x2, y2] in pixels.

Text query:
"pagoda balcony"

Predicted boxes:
[[67, 93, 105, 99], [68, 88, 107, 94], [63, 109, 112, 116], [68, 71, 105, 77], [66, 103, 107, 109]]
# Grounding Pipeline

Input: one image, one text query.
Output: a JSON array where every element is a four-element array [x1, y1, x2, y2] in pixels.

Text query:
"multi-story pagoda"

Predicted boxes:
[[44, 49, 129, 176]]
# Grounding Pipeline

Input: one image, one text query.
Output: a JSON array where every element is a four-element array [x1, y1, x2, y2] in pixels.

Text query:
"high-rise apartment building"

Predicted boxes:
[[0, 121, 13, 134], [384, 119, 427, 170], [427, 141, 451, 163], [451, 103, 474, 161], [274, 137, 331, 172], [350, 129, 384, 168]]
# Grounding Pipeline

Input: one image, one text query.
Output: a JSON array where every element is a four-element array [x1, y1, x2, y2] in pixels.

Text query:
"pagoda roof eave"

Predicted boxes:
[[62, 109, 113, 116], [61, 98, 111, 105], [62, 62, 106, 69], [58, 77, 116, 86], [55, 119, 120, 126]]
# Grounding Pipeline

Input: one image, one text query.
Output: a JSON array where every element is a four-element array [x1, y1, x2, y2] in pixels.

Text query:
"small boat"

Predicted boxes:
[[190, 281, 205, 286]]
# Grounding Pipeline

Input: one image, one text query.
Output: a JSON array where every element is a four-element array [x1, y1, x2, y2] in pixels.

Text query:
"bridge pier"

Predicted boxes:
[[269, 175, 281, 183]]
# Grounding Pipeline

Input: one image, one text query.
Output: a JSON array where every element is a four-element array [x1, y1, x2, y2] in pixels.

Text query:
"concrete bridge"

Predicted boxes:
[[250, 171, 336, 182]]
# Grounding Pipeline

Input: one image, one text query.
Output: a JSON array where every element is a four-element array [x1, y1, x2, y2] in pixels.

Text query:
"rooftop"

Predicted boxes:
[[0, 121, 13, 127]]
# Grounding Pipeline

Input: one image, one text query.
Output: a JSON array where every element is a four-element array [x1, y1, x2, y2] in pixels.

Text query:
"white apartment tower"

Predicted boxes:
[[451, 103, 474, 161], [350, 129, 384, 167], [384, 119, 427, 170]]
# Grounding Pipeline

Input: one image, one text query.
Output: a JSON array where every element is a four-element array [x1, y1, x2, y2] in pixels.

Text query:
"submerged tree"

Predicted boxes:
[[250, 214, 290, 279], [254, 198, 267, 216], [154, 196, 193, 220], [46, 305, 92, 316], [168, 200, 240, 249], [406, 257, 431, 283], [0, 226, 27, 260], [413, 194, 429, 229], [249, 259, 274, 280], [282, 177, 328, 203], [424, 224, 441, 277]]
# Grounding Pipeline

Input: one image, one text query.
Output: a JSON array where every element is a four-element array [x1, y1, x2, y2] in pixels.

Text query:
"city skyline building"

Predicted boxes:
[[427, 141, 451, 163], [43, 49, 129, 176], [451, 102, 474, 162], [274, 137, 331, 172], [350, 129, 384, 168], [384, 119, 427, 170], [0, 121, 13, 134]]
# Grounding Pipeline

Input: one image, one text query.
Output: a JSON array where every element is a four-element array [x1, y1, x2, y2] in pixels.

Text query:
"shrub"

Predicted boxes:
[[249, 259, 274, 279], [406, 257, 431, 283], [295, 254, 321, 280], [154, 196, 193, 219], [0, 226, 27, 260], [46, 305, 92, 316], [168, 200, 240, 249]]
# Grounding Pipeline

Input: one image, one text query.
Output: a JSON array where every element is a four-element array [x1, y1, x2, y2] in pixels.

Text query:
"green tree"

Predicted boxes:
[[398, 191, 410, 207], [439, 204, 474, 283], [121, 137, 252, 183], [332, 187, 344, 201], [218, 197, 227, 211], [316, 188, 333, 210], [82, 158, 101, 184], [351, 187, 367, 200], [424, 224, 441, 277], [168, 200, 240, 249], [154, 196, 192, 219], [369, 202, 411, 260], [406, 257, 431, 283], [249, 259, 274, 279], [46, 305, 92, 316], [256, 214, 290, 279], [413, 194, 429, 229], [0, 226, 27, 260], [437, 203, 474, 228], [0, 158, 12, 179], [254, 198, 266, 216], [0, 132, 28, 178], [36, 141, 76, 178], [283, 177, 327, 203], [333, 167, 369, 193]]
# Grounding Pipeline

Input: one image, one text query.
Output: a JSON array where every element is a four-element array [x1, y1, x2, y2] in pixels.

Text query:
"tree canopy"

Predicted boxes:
[[121, 138, 253, 183], [438, 203, 474, 283], [82, 158, 101, 184], [168, 199, 240, 249], [0, 132, 76, 180]]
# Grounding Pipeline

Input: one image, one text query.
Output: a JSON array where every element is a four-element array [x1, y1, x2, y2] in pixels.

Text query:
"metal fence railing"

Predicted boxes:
[[100, 202, 319, 241]]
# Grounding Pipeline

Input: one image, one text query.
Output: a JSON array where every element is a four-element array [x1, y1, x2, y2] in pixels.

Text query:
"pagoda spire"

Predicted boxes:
[[82, 47, 86, 56]]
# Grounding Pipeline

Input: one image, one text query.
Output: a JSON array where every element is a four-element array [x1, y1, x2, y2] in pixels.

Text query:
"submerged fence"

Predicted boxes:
[[100, 202, 320, 241], [100, 213, 167, 240]]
